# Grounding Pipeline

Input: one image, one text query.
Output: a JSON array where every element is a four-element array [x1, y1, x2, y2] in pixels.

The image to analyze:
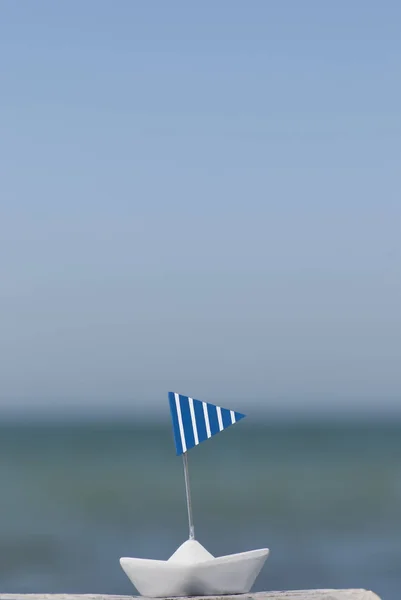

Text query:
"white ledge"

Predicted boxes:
[[0, 590, 382, 600]]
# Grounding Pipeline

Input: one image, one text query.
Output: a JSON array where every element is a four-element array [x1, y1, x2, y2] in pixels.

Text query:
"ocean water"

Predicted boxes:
[[0, 420, 400, 599]]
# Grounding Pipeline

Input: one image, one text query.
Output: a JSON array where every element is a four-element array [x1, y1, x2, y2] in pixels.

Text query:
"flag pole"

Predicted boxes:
[[182, 451, 195, 540]]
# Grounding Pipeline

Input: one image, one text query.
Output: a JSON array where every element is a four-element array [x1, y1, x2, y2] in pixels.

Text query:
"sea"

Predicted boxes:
[[0, 419, 400, 599]]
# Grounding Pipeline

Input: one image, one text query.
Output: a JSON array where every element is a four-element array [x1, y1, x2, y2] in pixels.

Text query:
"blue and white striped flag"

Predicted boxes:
[[169, 392, 246, 455]]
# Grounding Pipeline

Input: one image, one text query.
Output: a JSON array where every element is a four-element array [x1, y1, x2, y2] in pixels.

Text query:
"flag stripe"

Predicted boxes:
[[179, 395, 195, 452], [221, 407, 232, 429], [235, 411, 246, 423], [216, 406, 224, 431], [207, 403, 220, 436], [203, 402, 211, 438], [230, 410, 236, 424], [188, 397, 199, 446], [174, 393, 187, 453], [169, 393, 183, 455], [194, 400, 208, 443]]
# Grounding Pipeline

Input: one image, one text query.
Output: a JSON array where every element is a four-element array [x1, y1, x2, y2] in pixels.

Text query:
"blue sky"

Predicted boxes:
[[0, 1, 400, 416]]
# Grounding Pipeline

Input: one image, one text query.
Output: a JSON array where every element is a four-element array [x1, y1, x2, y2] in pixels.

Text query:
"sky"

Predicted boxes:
[[0, 1, 400, 418]]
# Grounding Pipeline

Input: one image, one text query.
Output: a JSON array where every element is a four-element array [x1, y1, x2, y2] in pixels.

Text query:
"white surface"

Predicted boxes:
[[0, 590, 382, 599], [120, 539, 269, 597]]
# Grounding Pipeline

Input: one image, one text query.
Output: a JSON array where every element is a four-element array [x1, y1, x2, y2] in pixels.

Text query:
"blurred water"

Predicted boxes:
[[0, 420, 400, 599]]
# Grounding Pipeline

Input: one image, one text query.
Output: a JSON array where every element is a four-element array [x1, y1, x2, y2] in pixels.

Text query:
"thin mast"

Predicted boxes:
[[182, 451, 195, 540]]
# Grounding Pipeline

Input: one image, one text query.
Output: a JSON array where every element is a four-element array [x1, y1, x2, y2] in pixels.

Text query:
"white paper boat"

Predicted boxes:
[[120, 539, 269, 597], [120, 394, 269, 596]]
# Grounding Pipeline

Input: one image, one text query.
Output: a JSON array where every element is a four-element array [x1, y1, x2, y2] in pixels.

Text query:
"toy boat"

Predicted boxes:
[[120, 539, 269, 597], [120, 393, 269, 597]]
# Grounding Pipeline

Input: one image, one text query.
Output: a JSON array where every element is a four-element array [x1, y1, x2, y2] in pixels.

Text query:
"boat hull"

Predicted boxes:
[[120, 540, 269, 597]]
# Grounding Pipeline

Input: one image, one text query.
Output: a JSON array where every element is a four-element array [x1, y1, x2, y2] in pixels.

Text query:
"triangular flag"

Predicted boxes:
[[168, 392, 246, 455]]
